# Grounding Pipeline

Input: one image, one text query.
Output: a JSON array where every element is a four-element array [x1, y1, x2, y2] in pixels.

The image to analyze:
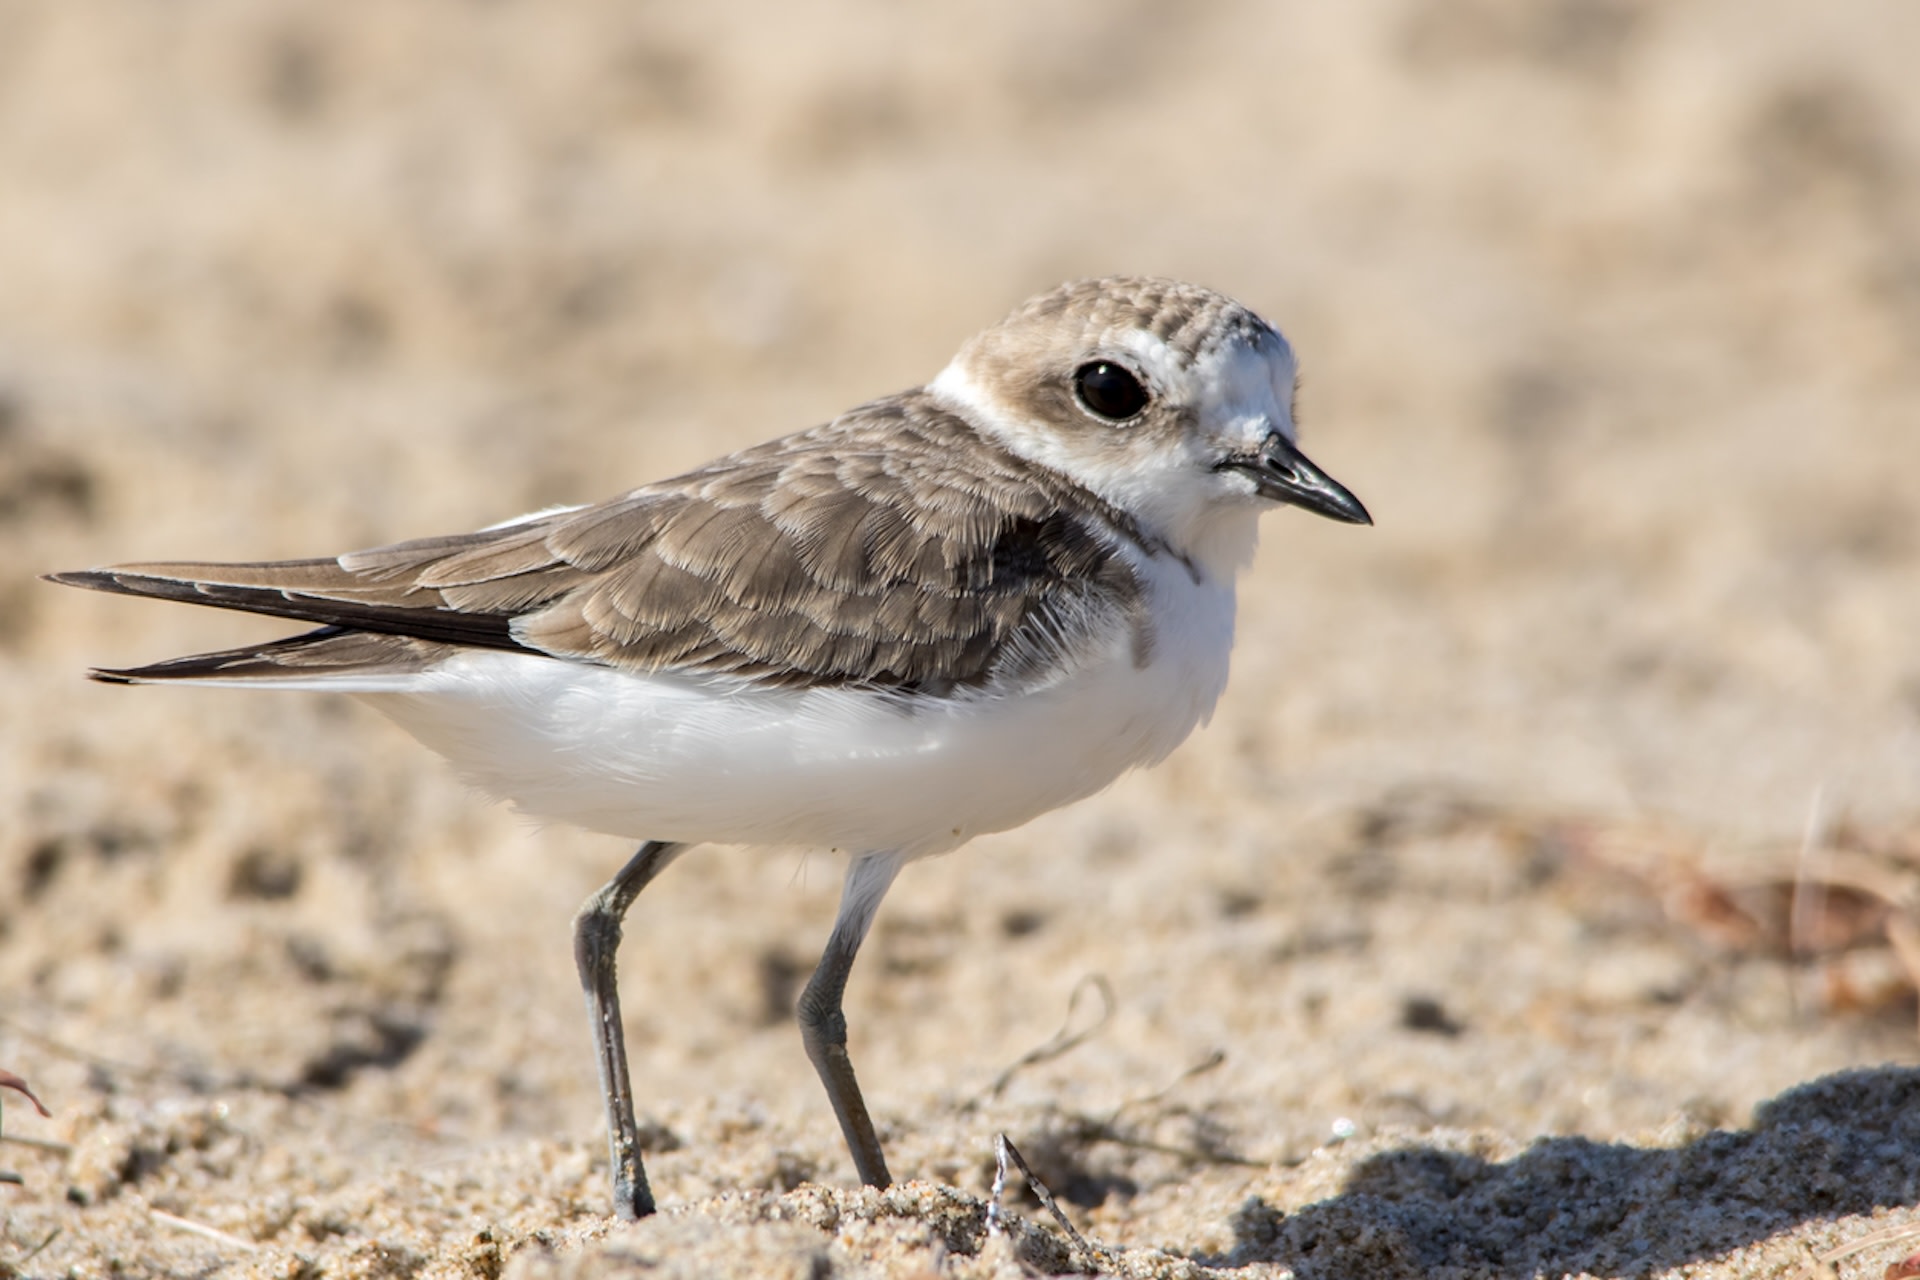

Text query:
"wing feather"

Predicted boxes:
[[50, 392, 1160, 692]]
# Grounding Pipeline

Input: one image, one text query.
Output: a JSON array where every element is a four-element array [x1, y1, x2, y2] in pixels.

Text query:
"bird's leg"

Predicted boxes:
[[797, 851, 904, 1189], [572, 839, 686, 1220]]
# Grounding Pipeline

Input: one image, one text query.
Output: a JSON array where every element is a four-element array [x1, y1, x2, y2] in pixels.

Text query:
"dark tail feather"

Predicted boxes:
[[86, 627, 446, 685], [44, 568, 526, 653]]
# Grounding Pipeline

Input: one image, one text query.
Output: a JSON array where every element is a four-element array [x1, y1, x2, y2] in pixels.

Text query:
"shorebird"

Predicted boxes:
[[49, 276, 1370, 1218]]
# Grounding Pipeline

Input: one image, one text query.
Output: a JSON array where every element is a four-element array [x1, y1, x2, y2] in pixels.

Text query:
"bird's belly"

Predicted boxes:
[[360, 586, 1234, 857]]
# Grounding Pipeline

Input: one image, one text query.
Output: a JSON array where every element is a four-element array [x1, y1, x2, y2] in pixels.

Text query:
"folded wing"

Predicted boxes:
[[50, 393, 1154, 695]]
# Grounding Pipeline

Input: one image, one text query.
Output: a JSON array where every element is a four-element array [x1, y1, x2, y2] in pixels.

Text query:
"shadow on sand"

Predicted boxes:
[[1216, 1065, 1920, 1278]]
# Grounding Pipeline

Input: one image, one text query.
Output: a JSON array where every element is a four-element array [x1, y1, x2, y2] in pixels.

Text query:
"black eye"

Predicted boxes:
[[1073, 361, 1149, 421]]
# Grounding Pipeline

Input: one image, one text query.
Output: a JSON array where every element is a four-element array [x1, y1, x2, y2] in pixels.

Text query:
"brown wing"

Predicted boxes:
[[51, 392, 1156, 693]]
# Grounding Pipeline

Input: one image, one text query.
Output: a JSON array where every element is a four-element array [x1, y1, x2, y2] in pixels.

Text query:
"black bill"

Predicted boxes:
[[1220, 434, 1372, 525]]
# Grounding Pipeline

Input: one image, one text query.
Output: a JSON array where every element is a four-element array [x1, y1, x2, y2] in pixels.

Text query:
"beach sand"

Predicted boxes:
[[3, 4, 1918, 1275]]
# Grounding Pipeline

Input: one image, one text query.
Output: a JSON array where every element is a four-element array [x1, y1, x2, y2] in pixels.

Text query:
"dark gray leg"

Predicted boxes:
[[573, 839, 686, 1220], [797, 851, 903, 1189]]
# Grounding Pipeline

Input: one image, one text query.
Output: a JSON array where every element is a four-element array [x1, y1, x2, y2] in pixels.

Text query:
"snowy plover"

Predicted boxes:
[[49, 276, 1370, 1218]]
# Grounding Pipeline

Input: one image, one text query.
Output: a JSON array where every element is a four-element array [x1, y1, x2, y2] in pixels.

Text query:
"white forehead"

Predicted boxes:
[[1113, 321, 1297, 431]]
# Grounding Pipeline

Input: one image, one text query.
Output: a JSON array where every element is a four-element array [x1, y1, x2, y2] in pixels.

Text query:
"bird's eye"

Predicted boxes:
[[1073, 361, 1149, 422]]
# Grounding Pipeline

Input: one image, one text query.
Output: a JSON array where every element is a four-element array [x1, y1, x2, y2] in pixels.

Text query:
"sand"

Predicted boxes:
[[3, 2, 1919, 1276]]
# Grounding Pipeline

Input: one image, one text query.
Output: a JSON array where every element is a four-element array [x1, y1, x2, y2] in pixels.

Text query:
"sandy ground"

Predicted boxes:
[[3, 3, 1919, 1277]]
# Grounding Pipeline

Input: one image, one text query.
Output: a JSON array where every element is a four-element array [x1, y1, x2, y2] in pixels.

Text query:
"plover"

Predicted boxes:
[[49, 276, 1370, 1218]]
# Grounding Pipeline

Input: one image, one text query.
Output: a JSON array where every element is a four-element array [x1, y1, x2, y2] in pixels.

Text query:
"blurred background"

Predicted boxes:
[[1, 2, 1917, 1275]]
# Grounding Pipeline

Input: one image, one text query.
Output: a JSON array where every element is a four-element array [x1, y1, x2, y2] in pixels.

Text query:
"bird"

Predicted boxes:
[[47, 275, 1371, 1219]]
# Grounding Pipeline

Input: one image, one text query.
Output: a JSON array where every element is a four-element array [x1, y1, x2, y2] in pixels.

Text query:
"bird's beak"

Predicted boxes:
[[1221, 434, 1372, 525]]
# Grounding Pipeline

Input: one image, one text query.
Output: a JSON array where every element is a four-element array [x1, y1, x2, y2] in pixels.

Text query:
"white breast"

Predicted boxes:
[[359, 552, 1239, 859]]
